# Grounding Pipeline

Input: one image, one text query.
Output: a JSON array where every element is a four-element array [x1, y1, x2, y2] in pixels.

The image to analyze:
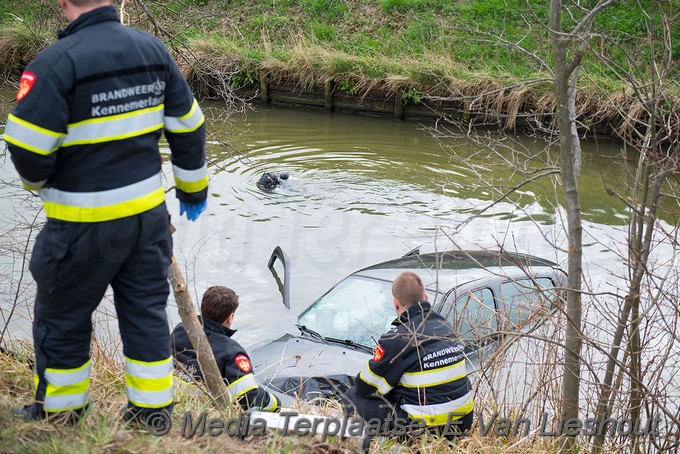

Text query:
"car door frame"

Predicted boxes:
[[436, 276, 504, 363]]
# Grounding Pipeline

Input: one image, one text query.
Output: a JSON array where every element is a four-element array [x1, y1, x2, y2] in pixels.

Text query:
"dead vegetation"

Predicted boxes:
[[0, 346, 527, 453]]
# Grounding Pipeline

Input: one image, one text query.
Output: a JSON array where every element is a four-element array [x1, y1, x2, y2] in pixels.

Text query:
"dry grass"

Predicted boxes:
[[168, 36, 571, 133], [0, 25, 48, 80], [0, 344, 305, 453], [0, 332, 633, 454]]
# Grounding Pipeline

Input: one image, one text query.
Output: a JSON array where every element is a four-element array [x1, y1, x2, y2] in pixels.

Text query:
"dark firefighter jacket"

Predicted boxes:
[[356, 301, 473, 426], [4, 6, 207, 222], [171, 316, 280, 412]]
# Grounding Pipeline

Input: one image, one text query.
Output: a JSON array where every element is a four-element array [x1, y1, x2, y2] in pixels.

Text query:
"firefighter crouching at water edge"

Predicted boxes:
[[343, 271, 474, 437], [4, 0, 208, 423], [171, 286, 280, 412]]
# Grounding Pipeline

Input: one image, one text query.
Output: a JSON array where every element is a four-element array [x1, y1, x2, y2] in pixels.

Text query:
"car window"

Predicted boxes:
[[451, 287, 497, 349], [498, 277, 556, 328], [297, 275, 438, 348], [297, 276, 394, 347]]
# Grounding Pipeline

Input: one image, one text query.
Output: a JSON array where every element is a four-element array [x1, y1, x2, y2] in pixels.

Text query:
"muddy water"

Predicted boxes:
[[0, 90, 675, 353]]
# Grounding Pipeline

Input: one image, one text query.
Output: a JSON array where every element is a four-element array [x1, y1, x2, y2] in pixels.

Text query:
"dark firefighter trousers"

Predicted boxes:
[[30, 203, 174, 413], [343, 387, 473, 439]]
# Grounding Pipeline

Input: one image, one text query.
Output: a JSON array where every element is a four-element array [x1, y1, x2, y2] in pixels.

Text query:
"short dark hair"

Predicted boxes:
[[201, 286, 239, 323], [392, 271, 425, 308], [69, 0, 111, 7]]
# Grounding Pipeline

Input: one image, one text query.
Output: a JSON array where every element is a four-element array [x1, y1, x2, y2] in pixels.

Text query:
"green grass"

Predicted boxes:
[[0, 0, 676, 120], [307, 21, 335, 42], [300, 0, 348, 19]]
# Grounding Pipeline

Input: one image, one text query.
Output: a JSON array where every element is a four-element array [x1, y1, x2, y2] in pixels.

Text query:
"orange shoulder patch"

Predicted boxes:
[[373, 344, 385, 362], [234, 354, 252, 373], [16, 71, 37, 102]]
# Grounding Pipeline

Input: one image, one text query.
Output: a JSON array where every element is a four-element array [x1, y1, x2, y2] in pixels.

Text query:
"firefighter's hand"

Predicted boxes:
[[179, 200, 206, 221]]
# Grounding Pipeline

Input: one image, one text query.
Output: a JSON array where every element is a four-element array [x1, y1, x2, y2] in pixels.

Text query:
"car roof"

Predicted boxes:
[[352, 250, 562, 293]]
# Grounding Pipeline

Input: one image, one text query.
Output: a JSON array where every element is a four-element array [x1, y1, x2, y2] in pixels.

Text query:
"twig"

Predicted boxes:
[[168, 253, 231, 411]]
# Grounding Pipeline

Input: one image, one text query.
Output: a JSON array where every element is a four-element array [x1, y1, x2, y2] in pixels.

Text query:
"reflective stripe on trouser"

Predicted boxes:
[[38, 173, 165, 222], [30, 204, 173, 413], [400, 391, 474, 426], [125, 356, 174, 408], [35, 360, 92, 412]]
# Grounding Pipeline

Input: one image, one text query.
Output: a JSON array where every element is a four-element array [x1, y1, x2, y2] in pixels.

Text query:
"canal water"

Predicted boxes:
[[0, 89, 675, 355]]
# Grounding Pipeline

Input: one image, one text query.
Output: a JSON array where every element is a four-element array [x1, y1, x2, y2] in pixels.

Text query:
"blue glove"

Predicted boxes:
[[179, 200, 207, 222]]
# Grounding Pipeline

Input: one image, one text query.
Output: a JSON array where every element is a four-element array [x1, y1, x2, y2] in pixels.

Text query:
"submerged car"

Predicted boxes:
[[250, 248, 567, 405]]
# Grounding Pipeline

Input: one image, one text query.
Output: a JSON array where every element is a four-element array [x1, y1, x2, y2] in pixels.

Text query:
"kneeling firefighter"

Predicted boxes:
[[343, 271, 474, 437]]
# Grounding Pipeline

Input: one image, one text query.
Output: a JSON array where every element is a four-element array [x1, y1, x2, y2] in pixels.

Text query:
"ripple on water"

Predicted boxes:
[[214, 139, 459, 221]]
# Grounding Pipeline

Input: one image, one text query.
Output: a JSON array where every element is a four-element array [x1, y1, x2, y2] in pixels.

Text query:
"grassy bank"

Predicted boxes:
[[1, 0, 678, 135], [0, 344, 570, 454], [0, 343, 349, 453]]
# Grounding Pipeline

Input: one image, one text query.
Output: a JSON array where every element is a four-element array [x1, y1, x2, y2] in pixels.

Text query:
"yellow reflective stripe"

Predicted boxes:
[[164, 99, 205, 133], [358, 362, 393, 395], [61, 105, 164, 146], [173, 163, 208, 193], [125, 356, 174, 408], [4, 114, 65, 155], [46, 377, 90, 397], [6, 114, 65, 138], [406, 399, 474, 426], [34, 374, 39, 389], [4, 135, 58, 156], [42, 187, 164, 222], [261, 392, 279, 412], [226, 374, 258, 399], [126, 388, 174, 408], [124, 371, 173, 392], [44, 360, 92, 386], [174, 175, 208, 193], [42, 188, 164, 222], [44, 392, 90, 412], [401, 391, 474, 426], [40, 173, 162, 207], [21, 176, 47, 191], [41, 360, 92, 412], [125, 356, 173, 376], [233, 385, 258, 400], [39, 173, 164, 221], [399, 360, 467, 388]]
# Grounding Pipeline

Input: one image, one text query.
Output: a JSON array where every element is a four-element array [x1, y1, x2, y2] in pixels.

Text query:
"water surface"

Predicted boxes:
[[0, 90, 674, 352]]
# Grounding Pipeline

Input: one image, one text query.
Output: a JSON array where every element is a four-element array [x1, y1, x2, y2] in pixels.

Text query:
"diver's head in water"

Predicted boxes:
[[257, 172, 288, 191], [257, 172, 278, 190]]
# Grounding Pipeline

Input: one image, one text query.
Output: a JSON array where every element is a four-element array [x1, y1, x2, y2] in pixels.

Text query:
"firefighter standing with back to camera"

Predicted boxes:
[[4, 0, 208, 422], [343, 271, 474, 436]]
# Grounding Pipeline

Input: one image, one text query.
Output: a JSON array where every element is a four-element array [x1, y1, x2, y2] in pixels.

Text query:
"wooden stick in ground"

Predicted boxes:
[[168, 255, 231, 410]]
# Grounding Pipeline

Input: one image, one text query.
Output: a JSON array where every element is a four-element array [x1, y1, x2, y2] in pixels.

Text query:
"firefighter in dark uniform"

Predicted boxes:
[[171, 286, 280, 412], [5, 0, 207, 422], [343, 271, 474, 436]]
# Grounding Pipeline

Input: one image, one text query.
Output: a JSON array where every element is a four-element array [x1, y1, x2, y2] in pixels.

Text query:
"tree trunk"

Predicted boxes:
[[168, 256, 231, 410], [551, 1, 584, 451]]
